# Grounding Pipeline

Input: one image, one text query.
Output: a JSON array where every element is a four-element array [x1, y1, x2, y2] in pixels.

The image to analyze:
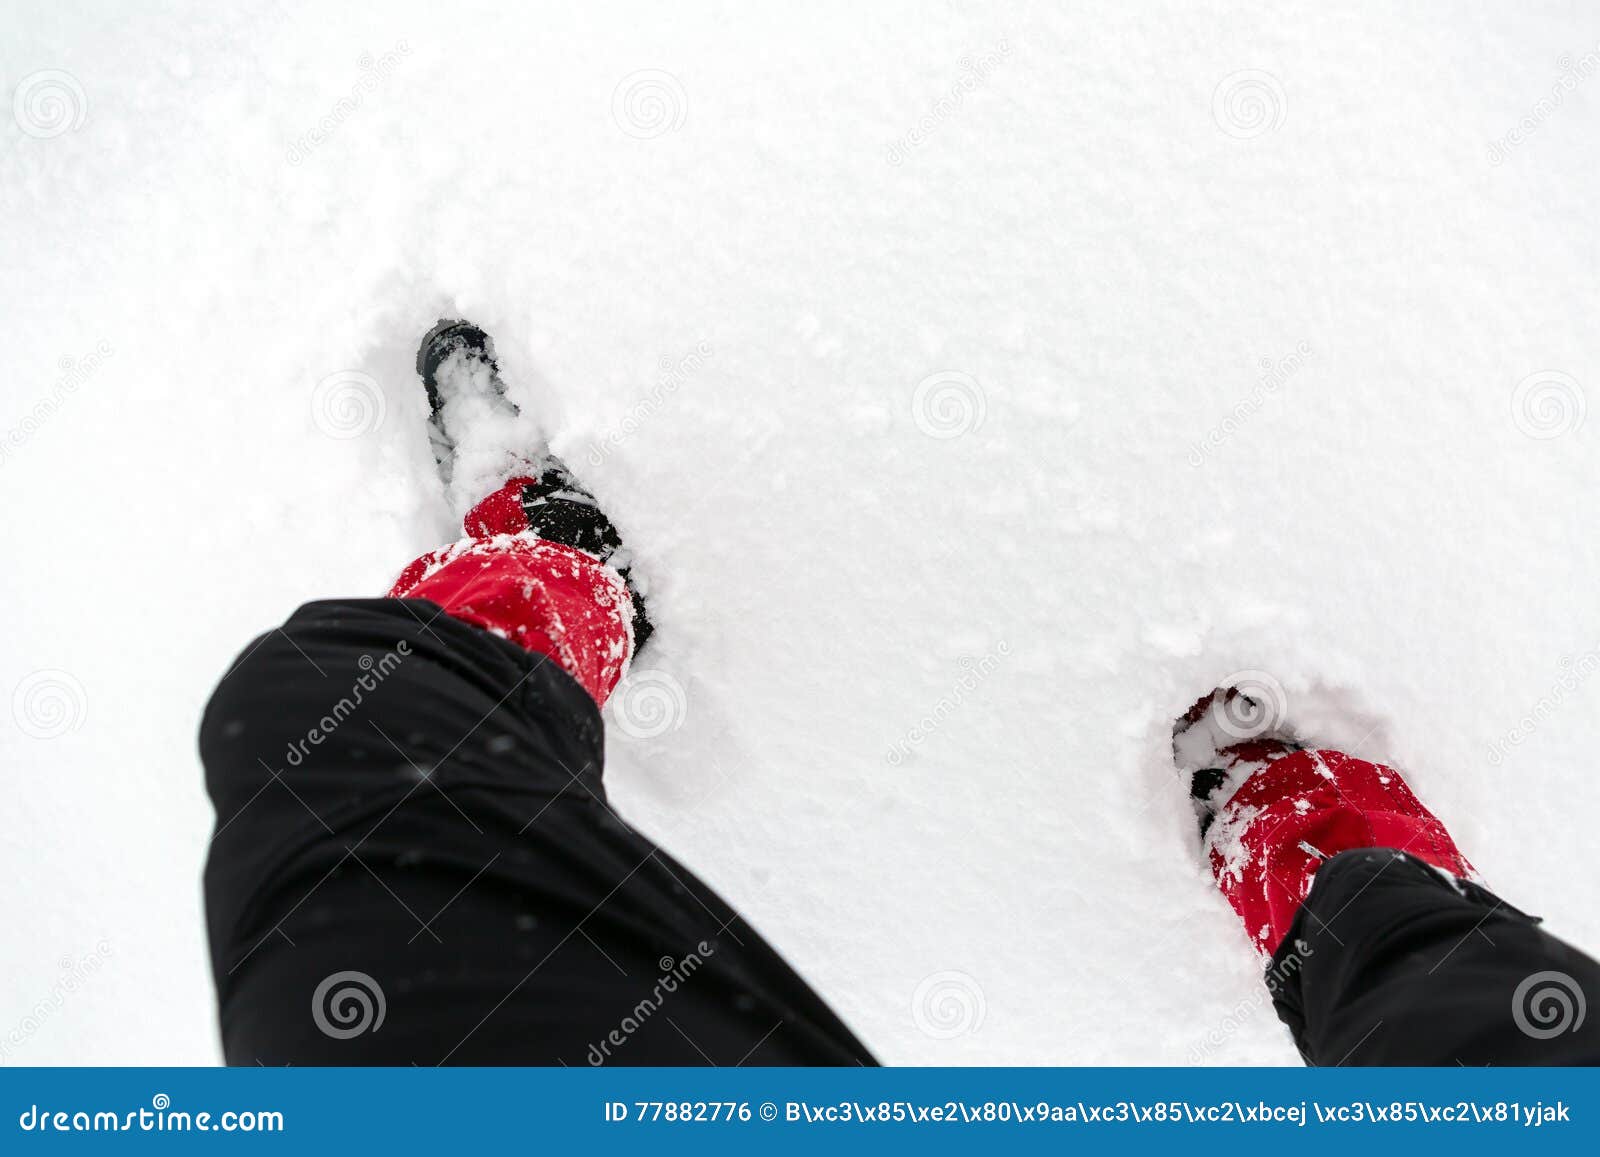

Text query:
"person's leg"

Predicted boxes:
[[1271, 847, 1600, 1065], [1179, 691, 1600, 1065], [200, 481, 872, 1066]]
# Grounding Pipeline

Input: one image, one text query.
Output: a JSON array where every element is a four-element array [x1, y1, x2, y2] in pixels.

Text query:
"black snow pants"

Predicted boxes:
[[1268, 848, 1600, 1064], [200, 597, 1600, 1065], [201, 599, 872, 1066]]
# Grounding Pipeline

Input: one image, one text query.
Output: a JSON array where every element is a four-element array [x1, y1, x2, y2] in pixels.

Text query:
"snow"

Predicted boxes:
[[427, 343, 539, 515], [3, 1, 1599, 1066]]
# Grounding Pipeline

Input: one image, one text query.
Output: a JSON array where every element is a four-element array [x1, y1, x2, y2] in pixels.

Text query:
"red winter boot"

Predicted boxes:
[[1174, 688, 1476, 957], [389, 480, 636, 706], [387, 320, 651, 708]]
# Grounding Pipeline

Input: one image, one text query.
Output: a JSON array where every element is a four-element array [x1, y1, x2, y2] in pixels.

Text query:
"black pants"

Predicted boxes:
[[201, 599, 871, 1065], [201, 598, 1600, 1065], [1270, 848, 1600, 1064]]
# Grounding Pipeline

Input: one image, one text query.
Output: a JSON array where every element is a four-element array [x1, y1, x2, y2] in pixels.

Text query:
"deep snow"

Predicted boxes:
[[3, 0, 1598, 1065]]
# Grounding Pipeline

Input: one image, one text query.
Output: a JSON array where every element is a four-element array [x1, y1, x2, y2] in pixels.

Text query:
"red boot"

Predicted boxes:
[[389, 478, 636, 707], [1175, 689, 1476, 957], [387, 320, 651, 708]]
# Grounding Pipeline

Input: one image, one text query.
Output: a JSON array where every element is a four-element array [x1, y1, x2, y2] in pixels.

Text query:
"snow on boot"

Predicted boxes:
[[416, 319, 654, 651], [1173, 687, 1302, 838], [416, 318, 535, 507], [1174, 686, 1475, 956], [461, 467, 655, 652]]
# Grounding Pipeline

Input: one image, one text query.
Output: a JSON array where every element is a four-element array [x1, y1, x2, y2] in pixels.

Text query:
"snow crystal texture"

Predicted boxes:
[[2, 1, 1598, 1065]]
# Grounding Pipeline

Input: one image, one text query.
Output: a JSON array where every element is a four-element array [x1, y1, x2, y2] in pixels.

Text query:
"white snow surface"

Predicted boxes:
[[3, 1, 1599, 1065]]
